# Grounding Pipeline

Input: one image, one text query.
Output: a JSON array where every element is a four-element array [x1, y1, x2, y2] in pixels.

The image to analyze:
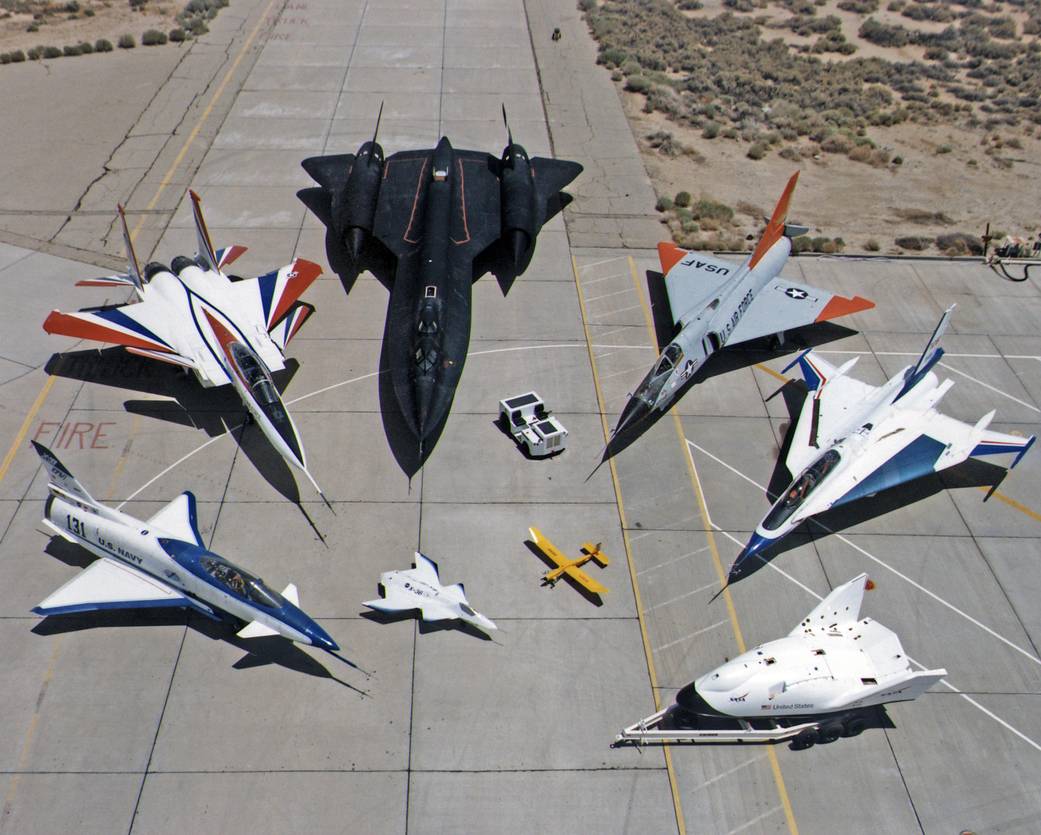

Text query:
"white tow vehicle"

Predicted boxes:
[[498, 392, 568, 457]]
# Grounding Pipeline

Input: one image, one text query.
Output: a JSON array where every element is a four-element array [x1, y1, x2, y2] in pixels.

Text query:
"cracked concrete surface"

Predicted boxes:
[[0, 0, 280, 265]]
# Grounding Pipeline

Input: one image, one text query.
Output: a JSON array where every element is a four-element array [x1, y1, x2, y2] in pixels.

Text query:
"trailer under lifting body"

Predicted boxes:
[[615, 706, 857, 748]]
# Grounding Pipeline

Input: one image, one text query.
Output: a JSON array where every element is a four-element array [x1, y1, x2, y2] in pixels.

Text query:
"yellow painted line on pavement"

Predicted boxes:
[[1, 637, 64, 822], [128, 0, 280, 241], [624, 256, 799, 835], [755, 362, 788, 383], [0, 376, 56, 486], [572, 255, 686, 835], [979, 486, 1041, 524]]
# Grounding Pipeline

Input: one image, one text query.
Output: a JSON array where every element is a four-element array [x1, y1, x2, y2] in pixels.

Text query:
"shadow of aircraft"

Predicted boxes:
[[360, 608, 494, 641], [44, 348, 317, 506], [45, 348, 299, 437], [636, 703, 895, 749], [728, 457, 1012, 584]]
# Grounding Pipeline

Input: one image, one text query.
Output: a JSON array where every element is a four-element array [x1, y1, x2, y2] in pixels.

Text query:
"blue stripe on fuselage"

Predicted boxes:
[[834, 434, 947, 508]]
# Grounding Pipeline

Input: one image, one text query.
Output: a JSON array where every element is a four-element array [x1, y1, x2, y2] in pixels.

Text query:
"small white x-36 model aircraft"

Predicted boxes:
[[363, 552, 497, 635]]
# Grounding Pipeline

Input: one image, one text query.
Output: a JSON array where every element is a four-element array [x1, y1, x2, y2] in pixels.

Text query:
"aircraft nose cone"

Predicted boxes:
[[675, 681, 720, 717], [612, 394, 652, 440], [728, 533, 774, 583], [474, 614, 498, 632], [307, 624, 339, 652]]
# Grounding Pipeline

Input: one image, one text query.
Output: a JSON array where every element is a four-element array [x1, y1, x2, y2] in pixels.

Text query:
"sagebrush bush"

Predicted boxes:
[[142, 29, 167, 45], [118, 34, 135, 48], [747, 141, 768, 160]]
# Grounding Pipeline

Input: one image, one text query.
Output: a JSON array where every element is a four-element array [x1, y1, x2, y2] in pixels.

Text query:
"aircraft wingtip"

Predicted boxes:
[[657, 240, 687, 275], [815, 294, 875, 323]]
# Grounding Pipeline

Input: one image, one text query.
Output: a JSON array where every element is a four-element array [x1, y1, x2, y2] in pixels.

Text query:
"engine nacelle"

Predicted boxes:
[[500, 141, 536, 268], [335, 139, 384, 261]]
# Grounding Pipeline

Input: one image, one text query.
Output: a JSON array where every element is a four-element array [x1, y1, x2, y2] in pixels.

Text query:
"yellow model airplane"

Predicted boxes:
[[528, 527, 609, 595]]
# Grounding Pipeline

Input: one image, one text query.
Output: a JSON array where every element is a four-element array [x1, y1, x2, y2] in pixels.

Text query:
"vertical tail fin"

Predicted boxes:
[[896, 304, 955, 401], [189, 190, 220, 273], [748, 171, 800, 270], [31, 441, 97, 506], [117, 205, 145, 290]]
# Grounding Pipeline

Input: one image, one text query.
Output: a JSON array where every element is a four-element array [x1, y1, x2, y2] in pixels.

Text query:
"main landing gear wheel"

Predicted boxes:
[[842, 716, 867, 737], [792, 728, 818, 749], [818, 720, 844, 744]]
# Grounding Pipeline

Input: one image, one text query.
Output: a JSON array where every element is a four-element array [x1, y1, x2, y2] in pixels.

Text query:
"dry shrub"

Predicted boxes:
[[891, 208, 954, 225], [895, 236, 933, 251]]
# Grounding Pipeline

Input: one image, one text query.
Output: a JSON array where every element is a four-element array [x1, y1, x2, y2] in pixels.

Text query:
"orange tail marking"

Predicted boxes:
[[657, 241, 687, 275], [748, 171, 800, 270], [815, 294, 875, 323]]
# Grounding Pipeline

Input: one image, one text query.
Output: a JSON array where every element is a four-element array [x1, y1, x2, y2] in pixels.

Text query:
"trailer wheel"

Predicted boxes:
[[842, 716, 867, 737], [792, 728, 818, 750], [819, 721, 843, 744]]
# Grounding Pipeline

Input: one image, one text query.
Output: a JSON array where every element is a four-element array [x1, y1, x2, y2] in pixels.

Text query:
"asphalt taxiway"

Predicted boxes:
[[1, 0, 1040, 833]]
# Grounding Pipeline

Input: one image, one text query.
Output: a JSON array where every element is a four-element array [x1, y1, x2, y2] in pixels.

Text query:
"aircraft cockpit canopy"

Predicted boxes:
[[460, 603, 476, 617], [200, 554, 282, 609], [654, 343, 683, 378], [229, 341, 282, 411], [414, 301, 443, 375], [763, 449, 841, 531]]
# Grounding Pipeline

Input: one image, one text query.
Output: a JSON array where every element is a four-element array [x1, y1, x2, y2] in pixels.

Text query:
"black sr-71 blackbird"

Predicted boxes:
[[298, 110, 582, 464]]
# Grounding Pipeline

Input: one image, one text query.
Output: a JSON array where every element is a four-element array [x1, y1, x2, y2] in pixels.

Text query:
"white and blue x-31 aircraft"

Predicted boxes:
[[730, 305, 1035, 582], [31, 442, 338, 653]]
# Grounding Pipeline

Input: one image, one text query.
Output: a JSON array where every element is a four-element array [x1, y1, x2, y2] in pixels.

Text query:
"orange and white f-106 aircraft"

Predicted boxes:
[[528, 527, 609, 596], [611, 172, 875, 442]]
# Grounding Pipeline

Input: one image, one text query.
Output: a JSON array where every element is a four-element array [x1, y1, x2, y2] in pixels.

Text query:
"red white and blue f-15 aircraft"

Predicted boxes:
[[43, 192, 326, 500], [611, 172, 875, 441], [729, 305, 1035, 582], [31, 442, 338, 653]]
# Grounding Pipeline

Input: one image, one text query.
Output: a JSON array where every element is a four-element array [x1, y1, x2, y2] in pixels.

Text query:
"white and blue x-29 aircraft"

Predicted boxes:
[[611, 172, 875, 440], [43, 192, 327, 501], [730, 305, 1035, 582], [31, 441, 338, 653]]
